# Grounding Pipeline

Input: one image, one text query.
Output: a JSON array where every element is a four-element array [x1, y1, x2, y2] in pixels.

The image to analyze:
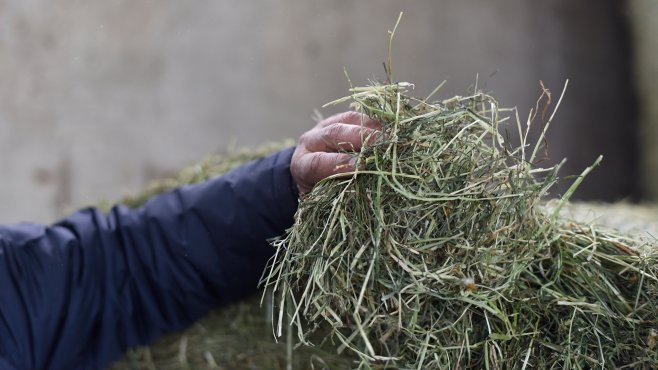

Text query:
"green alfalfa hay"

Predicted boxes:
[[262, 79, 658, 369]]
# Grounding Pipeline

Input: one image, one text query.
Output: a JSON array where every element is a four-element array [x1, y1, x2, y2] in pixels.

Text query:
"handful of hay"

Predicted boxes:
[[263, 81, 658, 368]]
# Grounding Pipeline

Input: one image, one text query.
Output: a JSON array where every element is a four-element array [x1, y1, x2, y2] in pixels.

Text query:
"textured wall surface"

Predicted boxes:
[[630, 0, 658, 201], [0, 0, 637, 223]]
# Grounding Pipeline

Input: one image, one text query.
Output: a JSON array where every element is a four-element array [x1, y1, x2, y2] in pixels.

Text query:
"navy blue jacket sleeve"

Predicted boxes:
[[0, 147, 298, 370]]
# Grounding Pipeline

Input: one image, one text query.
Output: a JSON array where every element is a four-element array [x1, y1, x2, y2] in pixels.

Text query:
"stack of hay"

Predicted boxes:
[[263, 82, 658, 369]]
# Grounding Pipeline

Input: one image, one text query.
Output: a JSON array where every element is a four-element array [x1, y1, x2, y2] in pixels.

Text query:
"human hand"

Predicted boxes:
[[291, 111, 382, 194]]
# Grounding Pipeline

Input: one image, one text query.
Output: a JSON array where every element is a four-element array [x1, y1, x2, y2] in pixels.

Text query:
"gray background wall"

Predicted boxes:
[[631, 0, 658, 201], [0, 0, 641, 223]]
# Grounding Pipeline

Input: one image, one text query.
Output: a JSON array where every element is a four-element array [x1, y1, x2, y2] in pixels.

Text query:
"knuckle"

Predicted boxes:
[[308, 153, 323, 172], [341, 111, 362, 122], [299, 128, 321, 147], [298, 130, 311, 144], [319, 113, 341, 127], [324, 123, 343, 140], [321, 111, 361, 127]]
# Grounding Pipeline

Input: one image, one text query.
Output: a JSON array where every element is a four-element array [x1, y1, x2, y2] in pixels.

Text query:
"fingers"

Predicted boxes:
[[318, 111, 382, 131], [293, 152, 355, 193], [305, 123, 380, 153], [291, 111, 383, 194]]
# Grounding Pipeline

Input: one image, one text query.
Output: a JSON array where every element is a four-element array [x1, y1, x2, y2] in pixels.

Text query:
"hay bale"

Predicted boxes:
[[558, 202, 658, 239]]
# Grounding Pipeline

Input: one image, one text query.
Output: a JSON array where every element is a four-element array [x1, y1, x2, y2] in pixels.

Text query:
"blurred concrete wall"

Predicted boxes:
[[0, 0, 637, 223], [630, 0, 658, 201]]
